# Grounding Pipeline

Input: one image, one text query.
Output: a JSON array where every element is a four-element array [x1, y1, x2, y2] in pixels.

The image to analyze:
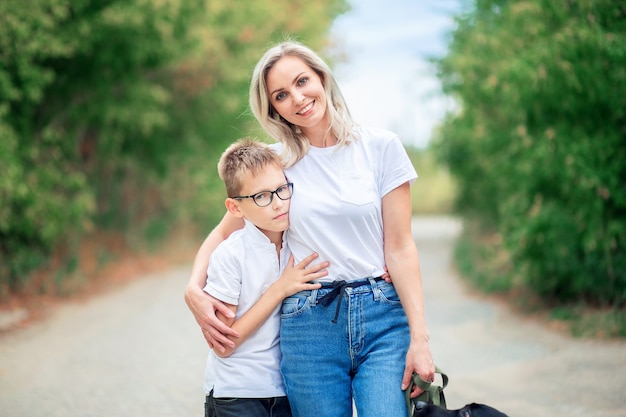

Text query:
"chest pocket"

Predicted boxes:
[[340, 170, 377, 206]]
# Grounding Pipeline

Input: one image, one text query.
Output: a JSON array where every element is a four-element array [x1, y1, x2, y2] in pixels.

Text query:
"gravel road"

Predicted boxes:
[[1, 216, 624, 417]]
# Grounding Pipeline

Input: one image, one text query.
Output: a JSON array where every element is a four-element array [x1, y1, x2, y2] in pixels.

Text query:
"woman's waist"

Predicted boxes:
[[304, 259, 385, 283], [314, 274, 384, 285], [286, 235, 384, 279]]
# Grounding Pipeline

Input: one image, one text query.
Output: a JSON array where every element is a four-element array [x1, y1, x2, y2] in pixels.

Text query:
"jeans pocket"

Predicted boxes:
[[280, 292, 311, 318], [377, 282, 402, 304]]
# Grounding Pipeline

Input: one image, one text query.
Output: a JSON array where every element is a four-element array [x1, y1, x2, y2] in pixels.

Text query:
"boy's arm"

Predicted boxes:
[[215, 304, 236, 329], [212, 288, 284, 358], [214, 253, 327, 358]]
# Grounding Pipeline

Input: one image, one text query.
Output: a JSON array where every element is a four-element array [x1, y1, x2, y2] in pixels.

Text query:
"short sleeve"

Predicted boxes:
[[203, 244, 242, 305], [379, 134, 417, 197]]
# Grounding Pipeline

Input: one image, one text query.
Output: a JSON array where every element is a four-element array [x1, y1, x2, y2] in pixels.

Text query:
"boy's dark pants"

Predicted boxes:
[[205, 390, 292, 417]]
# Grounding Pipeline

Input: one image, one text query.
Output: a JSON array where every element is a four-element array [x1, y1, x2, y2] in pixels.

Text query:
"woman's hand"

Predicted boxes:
[[402, 336, 435, 398], [184, 284, 240, 353], [382, 265, 392, 283]]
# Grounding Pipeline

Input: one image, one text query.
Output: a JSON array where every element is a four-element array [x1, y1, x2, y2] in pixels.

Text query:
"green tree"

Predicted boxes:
[[435, 0, 626, 304], [0, 0, 347, 295]]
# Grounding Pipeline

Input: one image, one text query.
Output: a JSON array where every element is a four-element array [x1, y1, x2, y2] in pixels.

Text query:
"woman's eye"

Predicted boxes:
[[275, 92, 287, 101], [297, 77, 308, 86]]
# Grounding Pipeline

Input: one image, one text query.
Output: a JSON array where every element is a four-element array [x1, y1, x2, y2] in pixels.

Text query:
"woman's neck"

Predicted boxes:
[[301, 115, 337, 148], [305, 126, 337, 148]]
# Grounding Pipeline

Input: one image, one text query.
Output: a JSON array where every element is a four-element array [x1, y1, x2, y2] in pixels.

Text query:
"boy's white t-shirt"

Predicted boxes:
[[272, 125, 417, 282], [203, 220, 288, 398]]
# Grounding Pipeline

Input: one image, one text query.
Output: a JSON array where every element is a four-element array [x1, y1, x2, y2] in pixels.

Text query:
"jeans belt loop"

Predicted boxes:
[[309, 288, 319, 306], [368, 276, 382, 301]]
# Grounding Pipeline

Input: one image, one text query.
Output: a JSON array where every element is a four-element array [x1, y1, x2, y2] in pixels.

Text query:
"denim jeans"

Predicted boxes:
[[280, 278, 410, 417], [205, 391, 292, 417]]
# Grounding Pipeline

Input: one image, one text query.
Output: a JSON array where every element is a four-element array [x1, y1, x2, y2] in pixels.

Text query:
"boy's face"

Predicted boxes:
[[229, 164, 291, 239]]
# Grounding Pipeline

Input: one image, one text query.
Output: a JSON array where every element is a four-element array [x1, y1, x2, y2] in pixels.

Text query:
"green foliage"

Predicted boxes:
[[0, 0, 347, 295], [550, 304, 626, 339], [406, 147, 457, 215], [454, 220, 514, 294], [435, 0, 626, 305]]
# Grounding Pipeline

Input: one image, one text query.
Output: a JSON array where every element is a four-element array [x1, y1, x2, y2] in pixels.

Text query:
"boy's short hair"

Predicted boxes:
[[218, 139, 283, 198]]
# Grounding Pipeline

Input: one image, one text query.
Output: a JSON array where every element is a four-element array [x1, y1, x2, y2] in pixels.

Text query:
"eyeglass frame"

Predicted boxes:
[[232, 182, 294, 207]]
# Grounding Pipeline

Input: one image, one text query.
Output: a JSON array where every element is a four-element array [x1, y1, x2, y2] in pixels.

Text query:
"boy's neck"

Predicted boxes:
[[256, 226, 283, 252], [268, 232, 283, 258], [268, 232, 284, 252]]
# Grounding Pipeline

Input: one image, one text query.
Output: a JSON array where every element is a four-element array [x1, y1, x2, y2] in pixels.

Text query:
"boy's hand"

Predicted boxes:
[[276, 253, 327, 297]]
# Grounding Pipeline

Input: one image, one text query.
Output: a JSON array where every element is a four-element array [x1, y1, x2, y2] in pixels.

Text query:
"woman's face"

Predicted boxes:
[[266, 55, 328, 134]]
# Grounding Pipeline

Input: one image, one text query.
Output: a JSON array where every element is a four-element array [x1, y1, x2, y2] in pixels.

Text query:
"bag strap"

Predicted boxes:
[[404, 366, 448, 417]]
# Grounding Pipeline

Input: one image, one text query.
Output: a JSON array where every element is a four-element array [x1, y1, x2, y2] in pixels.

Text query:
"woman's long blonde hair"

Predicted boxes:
[[249, 41, 356, 167]]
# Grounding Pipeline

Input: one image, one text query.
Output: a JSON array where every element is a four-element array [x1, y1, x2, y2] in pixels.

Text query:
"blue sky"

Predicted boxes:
[[329, 0, 462, 147]]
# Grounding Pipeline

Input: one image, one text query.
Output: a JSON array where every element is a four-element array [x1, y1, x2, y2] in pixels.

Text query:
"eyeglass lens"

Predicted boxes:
[[252, 183, 293, 207]]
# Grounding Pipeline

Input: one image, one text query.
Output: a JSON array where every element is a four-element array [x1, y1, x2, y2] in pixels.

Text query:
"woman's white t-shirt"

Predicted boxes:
[[272, 125, 417, 283]]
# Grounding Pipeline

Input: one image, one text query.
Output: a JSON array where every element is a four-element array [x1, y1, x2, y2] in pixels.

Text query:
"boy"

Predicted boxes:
[[203, 139, 327, 417]]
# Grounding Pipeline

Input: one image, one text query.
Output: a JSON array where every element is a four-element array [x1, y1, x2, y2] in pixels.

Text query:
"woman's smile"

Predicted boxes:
[[297, 101, 315, 116]]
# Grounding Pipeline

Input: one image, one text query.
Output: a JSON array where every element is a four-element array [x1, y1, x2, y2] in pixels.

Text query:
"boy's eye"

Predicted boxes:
[[253, 192, 271, 204]]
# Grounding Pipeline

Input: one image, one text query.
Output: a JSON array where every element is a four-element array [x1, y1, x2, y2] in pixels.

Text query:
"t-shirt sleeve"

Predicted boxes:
[[379, 134, 418, 197], [203, 244, 241, 305]]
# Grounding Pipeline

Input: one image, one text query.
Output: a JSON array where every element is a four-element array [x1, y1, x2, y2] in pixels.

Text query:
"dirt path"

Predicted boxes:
[[0, 265, 207, 417], [0, 216, 624, 417], [416, 216, 626, 417]]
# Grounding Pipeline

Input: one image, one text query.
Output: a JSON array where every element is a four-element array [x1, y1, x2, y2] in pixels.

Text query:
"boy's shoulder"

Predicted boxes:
[[212, 227, 248, 258], [207, 228, 252, 284], [211, 222, 268, 262]]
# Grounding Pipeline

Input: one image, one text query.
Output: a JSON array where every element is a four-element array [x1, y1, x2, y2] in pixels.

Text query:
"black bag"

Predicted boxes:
[[404, 366, 448, 417]]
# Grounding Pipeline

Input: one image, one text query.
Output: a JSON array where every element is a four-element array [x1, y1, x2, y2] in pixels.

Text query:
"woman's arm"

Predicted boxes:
[[184, 211, 244, 352], [214, 253, 327, 358], [381, 182, 435, 397]]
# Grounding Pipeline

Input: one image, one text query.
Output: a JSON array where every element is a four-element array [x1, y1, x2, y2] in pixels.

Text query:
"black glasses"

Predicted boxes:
[[233, 183, 293, 207]]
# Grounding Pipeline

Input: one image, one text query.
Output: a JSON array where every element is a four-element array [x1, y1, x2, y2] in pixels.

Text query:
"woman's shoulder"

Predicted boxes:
[[268, 141, 283, 153], [352, 125, 401, 150], [353, 125, 399, 142]]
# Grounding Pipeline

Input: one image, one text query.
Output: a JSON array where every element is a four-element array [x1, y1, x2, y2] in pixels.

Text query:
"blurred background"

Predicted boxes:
[[0, 0, 624, 337]]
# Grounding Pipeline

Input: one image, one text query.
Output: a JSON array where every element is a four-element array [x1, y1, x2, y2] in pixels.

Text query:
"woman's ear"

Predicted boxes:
[[225, 198, 244, 218]]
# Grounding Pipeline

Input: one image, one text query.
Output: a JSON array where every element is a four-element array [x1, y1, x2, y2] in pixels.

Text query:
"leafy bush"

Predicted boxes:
[[435, 0, 626, 305], [0, 0, 348, 295]]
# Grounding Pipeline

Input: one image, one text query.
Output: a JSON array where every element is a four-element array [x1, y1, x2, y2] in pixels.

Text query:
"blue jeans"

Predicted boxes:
[[280, 278, 410, 417], [205, 391, 292, 417]]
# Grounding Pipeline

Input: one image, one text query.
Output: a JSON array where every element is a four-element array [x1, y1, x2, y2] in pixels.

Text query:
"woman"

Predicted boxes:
[[185, 41, 434, 417]]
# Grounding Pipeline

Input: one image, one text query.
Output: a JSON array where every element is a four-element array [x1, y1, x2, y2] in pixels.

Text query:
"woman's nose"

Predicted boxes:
[[293, 90, 306, 105]]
